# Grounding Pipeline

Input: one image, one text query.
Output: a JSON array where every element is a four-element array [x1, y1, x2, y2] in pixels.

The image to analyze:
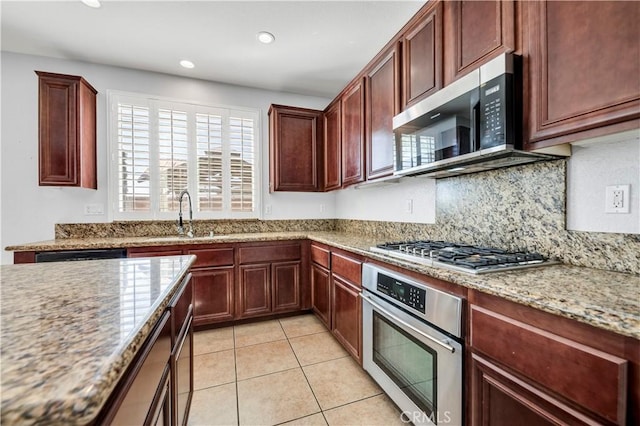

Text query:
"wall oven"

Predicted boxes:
[[362, 264, 463, 425]]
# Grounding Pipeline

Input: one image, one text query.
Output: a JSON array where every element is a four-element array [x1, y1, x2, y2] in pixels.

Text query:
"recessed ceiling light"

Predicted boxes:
[[81, 0, 101, 8], [257, 31, 275, 44], [180, 60, 195, 69]]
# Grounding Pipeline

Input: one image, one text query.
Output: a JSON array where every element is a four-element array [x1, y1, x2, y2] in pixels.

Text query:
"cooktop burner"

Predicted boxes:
[[370, 240, 556, 274]]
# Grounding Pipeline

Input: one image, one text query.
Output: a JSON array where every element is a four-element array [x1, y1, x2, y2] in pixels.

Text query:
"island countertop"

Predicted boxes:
[[0, 255, 196, 425]]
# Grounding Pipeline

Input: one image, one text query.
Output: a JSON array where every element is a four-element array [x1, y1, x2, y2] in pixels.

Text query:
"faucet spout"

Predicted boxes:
[[177, 189, 194, 238]]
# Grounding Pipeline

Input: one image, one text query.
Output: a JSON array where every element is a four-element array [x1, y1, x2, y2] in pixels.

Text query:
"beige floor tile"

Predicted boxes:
[[188, 383, 238, 426], [235, 339, 299, 380], [302, 357, 382, 410], [194, 326, 234, 356], [323, 394, 405, 426], [279, 314, 327, 338], [237, 368, 320, 425], [234, 319, 286, 348], [279, 413, 328, 426], [194, 349, 236, 390], [289, 331, 348, 366]]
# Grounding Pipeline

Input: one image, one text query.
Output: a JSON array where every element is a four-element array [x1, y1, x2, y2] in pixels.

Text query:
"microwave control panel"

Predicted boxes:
[[376, 273, 426, 313], [481, 74, 513, 148]]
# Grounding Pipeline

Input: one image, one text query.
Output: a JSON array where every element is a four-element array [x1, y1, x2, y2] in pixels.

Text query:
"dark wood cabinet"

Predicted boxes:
[[330, 251, 362, 364], [341, 79, 366, 187], [401, 2, 443, 108], [236, 242, 306, 320], [469, 291, 635, 426], [365, 44, 400, 181], [269, 104, 323, 192], [443, 0, 515, 85], [323, 100, 342, 191], [523, 0, 640, 149], [191, 267, 234, 326], [36, 71, 97, 189], [311, 262, 331, 329]]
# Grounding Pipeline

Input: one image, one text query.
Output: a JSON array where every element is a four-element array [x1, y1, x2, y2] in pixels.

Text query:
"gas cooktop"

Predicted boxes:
[[370, 240, 557, 274]]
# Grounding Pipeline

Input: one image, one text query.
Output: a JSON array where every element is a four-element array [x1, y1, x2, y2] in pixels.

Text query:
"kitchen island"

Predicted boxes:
[[0, 255, 196, 425]]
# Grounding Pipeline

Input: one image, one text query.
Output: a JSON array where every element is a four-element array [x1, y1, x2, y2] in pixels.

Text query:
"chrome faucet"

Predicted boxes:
[[177, 189, 194, 238]]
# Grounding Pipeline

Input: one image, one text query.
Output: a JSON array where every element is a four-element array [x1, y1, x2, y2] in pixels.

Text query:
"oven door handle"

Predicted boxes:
[[362, 294, 456, 353]]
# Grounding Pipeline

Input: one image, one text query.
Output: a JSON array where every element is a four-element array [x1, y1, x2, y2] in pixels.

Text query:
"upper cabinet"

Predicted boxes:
[[341, 79, 366, 187], [401, 1, 443, 108], [365, 44, 400, 181], [443, 0, 515, 85], [323, 99, 342, 191], [523, 0, 640, 149], [269, 104, 323, 192], [36, 71, 97, 189]]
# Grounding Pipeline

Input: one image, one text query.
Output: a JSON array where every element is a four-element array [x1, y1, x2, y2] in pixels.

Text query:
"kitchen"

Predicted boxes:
[[1, 1, 639, 425]]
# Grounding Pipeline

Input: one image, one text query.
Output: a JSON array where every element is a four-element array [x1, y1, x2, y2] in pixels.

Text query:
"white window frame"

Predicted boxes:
[[107, 90, 261, 221]]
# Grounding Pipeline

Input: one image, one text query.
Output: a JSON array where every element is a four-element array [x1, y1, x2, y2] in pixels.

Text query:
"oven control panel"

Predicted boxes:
[[376, 273, 426, 313]]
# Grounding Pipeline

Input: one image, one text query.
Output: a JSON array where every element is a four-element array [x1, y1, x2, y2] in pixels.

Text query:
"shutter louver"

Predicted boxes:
[[158, 109, 189, 212], [117, 104, 150, 212], [229, 117, 254, 212], [196, 113, 224, 211]]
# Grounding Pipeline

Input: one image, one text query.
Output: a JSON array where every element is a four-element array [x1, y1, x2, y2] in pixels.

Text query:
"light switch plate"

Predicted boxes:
[[84, 203, 104, 215]]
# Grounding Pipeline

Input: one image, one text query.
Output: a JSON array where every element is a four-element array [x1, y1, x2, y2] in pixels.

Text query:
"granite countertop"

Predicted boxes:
[[5, 232, 640, 340], [0, 255, 196, 425]]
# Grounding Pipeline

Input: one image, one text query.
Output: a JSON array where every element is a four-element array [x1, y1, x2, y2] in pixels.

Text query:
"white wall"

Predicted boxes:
[[0, 52, 335, 264], [566, 130, 640, 233], [334, 177, 436, 223]]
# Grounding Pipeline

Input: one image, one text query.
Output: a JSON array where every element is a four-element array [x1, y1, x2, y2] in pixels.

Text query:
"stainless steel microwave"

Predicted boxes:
[[393, 53, 561, 178]]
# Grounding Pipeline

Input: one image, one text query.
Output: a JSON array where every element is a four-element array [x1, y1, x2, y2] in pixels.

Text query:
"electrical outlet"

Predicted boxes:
[[405, 199, 413, 214], [265, 204, 272, 215], [605, 185, 630, 213], [84, 203, 104, 215], [320, 204, 326, 213]]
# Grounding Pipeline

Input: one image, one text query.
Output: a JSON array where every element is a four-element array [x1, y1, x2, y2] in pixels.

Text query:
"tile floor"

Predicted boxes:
[[188, 314, 406, 426]]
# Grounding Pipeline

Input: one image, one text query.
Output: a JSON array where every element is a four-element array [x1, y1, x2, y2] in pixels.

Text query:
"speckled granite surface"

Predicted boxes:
[[4, 231, 639, 339], [0, 255, 196, 425]]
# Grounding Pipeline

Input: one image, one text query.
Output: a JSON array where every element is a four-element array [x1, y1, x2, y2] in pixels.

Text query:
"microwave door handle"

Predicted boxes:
[[472, 100, 481, 151], [362, 294, 456, 353]]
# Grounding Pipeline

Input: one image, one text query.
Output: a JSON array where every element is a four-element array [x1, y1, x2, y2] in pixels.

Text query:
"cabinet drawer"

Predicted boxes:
[[187, 247, 234, 268], [470, 305, 628, 424], [238, 243, 301, 264], [310, 243, 330, 269], [331, 252, 361, 287]]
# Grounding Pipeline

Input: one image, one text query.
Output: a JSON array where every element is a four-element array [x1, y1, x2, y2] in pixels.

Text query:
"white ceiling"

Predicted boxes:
[[1, 0, 425, 98]]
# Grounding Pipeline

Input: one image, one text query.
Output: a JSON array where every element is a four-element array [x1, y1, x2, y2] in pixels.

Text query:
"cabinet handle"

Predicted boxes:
[[362, 294, 456, 353]]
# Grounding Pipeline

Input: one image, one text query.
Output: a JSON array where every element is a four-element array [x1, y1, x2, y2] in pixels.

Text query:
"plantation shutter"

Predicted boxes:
[[158, 108, 189, 212], [117, 103, 151, 212], [196, 113, 224, 211], [229, 116, 255, 212]]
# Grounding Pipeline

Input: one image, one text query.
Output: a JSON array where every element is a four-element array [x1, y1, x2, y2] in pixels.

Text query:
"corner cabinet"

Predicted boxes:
[[269, 104, 323, 192], [523, 1, 640, 149], [365, 43, 400, 181], [36, 71, 97, 189], [341, 79, 366, 187], [402, 1, 443, 108]]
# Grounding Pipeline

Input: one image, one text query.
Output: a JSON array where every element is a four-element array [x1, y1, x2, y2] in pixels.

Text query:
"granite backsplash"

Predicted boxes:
[[55, 161, 639, 275]]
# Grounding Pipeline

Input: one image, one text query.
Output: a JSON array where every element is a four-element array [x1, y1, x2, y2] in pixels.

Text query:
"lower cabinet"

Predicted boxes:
[[172, 318, 192, 426], [236, 241, 307, 320], [192, 267, 234, 326], [331, 274, 361, 362], [469, 291, 633, 426], [311, 262, 331, 328]]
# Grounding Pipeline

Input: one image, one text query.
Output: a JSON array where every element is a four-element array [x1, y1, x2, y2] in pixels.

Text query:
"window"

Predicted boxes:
[[109, 92, 259, 220]]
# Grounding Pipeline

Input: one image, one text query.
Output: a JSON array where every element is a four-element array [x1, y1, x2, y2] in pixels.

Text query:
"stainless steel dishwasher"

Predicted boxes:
[[34, 248, 127, 262]]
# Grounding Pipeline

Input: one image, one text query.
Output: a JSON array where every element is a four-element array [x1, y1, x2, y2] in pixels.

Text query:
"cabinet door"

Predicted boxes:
[[311, 262, 331, 329], [471, 354, 602, 426], [272, 261, 301, 313], [192, 267, 234, 326], [36, 71, 97, 189], [332, 275, 361, 363], [172, 318, 193, 426], [341, 79, 366, 187], [444, 0, 515, 84], [402, 2, 443, 108], [237, 264, 271, 318], [525, 1, 640, 148], [269, 105, 323, 192], [365, 45, 400, 181], [323, 100, 342, 191]]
